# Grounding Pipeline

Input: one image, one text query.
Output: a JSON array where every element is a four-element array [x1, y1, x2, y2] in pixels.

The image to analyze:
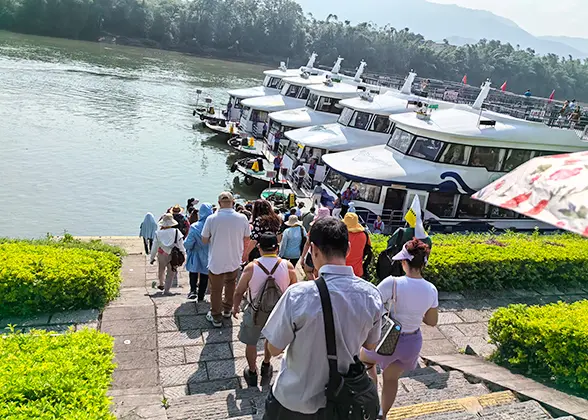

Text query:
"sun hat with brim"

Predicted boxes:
[[392, 243, 429, 265], [159, 213, 178, 228], [343, 212, 364, 233], [312, 207, 331, 225], [285, 215, 302, 227], [171, 205, 184, 214]]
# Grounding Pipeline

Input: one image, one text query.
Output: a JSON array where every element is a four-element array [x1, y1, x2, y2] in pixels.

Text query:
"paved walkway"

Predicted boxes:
[[98, 238, 588, 419]]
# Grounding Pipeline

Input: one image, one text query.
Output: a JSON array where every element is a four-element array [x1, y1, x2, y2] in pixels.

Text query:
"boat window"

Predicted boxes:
[[251, 110, 269, 122], [267, 77, 282, 89], [502, 149, 533, 171], [387, 128, 413, 154], [285, 140, 301, 160], [317, 97, 342, 114], [277, 79, 285, 90], [338, 107, 354, 126], [439, 144, 470, 165], [298, 87, 310, 100], [426, 193, 456, 218], [535, 150, 562, 157], [306, 93, 319, 110], [324, 169, 347, 193], [301, 147, 324, 163], [349, 111, 372, 130], [469, 147, 501, 171], [487, 205, 518, 219], [284, 84, 301, 98], [269, 119, 282, 135], [350, 182, 381, 204], [369, 115, 391, 133], [409, 137, 444, 161], [457, 196, 486, 219]]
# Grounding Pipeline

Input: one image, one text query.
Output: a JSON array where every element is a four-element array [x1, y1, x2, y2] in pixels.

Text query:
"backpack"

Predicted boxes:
[[362, 231, 373, 277], [170, 230, 185, 271], [173, 213, 189, 237], [376, 229, 406, 282], [250, 259, 284, 326]]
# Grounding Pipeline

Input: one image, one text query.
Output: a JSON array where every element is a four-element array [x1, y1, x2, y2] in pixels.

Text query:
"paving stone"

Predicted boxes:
[[454, 309, 494, 323], [114, 334, 157, 353], [185, 342, 233, 363], [420, 325, 445, 340], [421, 338, 457, 356], [164, 385, 190, 399], [438, 300, 465, 312], [76, 321, 98, 330], [485, 299, 513, 310], [438, 292, 465, 301], [462, 290, 493, 300], [102, 306, 154, 322], [157, 316, 180, 333], [194, 301, 211, 315], [159, 347, 186, 367], [112, 367, 159, 389], [188, 378, 242, 395], [160, 363, 208, 387], [447, 335, 495, 356], [0, 313, 51, 328], [158, 331, 203, 348], [479, 400, 551, 419], [438, 325, 466, 339], [49, 309, 99, 325], [115, 350, 158, 371], [178, 315, 211, 331], [101, 317, 156, 336], [206, 359, 238, 380], [437, 312, 464, 325], [455, 322, 489, 338], [156, 302, 197, 317], [462, 299, 495, 310], [201, 327, 240, 344], [230, 340, 266, 359]]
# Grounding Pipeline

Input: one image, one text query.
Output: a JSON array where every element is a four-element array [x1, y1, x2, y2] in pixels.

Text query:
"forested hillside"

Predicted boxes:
[[1, 0, 588, 100]]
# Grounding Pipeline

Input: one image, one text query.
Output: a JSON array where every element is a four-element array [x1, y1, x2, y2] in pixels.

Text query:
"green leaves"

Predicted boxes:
[[0, 242, 122, 317], [0, 329, 115, 419]]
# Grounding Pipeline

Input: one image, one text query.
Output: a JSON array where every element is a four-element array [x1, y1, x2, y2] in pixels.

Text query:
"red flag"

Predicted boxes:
[[548, 89, 555, 102], [462, 74, 467, 84], [501, 81, 507, 92]]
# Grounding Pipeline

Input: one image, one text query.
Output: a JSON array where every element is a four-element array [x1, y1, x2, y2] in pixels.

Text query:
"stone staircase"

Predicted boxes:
[[163, 363, 572, 420]]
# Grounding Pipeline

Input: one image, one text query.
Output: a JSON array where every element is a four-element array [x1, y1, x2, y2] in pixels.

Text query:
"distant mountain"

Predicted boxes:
[[295, 0, 588, 58]]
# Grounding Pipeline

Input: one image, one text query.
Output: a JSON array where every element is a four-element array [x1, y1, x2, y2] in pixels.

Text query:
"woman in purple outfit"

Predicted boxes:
[[360, 239, 439, 418]]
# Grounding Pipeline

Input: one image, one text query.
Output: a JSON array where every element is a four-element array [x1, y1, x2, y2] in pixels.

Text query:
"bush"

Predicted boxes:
[[489, 301, 588, 392], [0, 242, 122, 316], [0, 328, 115, 419], [367, 232, 588, 291], [0, 234, 127, 258]]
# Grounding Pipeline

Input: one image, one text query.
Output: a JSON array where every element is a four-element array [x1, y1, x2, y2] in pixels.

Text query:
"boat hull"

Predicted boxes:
[[227, 136, 265, 157], [231, 157, 288, 186]]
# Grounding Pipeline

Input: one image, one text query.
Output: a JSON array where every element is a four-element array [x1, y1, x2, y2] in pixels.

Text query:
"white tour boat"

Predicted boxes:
[[319, 81, 588, 233]]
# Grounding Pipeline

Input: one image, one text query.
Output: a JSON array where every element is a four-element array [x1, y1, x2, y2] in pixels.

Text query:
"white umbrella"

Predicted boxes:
[[472, 151, 588, 237]]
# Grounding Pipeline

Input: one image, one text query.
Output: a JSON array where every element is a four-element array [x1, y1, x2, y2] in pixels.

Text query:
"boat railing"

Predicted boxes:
[[356, 208, 404, 233]]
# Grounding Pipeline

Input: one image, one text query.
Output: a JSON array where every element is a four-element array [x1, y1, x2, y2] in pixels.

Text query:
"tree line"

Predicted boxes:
[[1, 0, 588, 101]]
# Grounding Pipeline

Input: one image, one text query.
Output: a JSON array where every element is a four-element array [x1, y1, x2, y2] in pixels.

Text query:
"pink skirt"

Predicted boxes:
[[363, 329, 422, 372]]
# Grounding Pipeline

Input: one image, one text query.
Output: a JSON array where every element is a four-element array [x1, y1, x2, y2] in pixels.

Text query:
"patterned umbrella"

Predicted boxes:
[[472, 151, 588, 237]]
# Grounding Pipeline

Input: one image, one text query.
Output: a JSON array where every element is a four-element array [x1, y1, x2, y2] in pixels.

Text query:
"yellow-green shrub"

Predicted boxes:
[[489, 302, 588, 392], [367, 232, 588, 291], [0, 243, 122, 316], [0, 328, 115, 419]]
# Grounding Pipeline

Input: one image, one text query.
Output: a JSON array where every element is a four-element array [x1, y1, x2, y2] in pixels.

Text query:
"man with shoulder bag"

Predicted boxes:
[[262, 217, 384, 419]]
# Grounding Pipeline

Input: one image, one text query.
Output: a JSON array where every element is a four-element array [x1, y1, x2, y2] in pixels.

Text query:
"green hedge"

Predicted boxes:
[[368, 232, 588, 291], [0, 234, 127, 258], [0, 328, 115, 419], [489, 302, 588, 392], [0, 242, 122, 316]]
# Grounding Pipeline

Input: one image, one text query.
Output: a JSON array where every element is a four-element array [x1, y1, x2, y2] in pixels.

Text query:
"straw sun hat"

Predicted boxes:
[[285, 215, 303, 227], [159, 213, 178, 228]]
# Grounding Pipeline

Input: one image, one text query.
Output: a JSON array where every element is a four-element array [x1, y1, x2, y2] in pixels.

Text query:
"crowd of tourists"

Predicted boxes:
[[139, 192, 438, 419]]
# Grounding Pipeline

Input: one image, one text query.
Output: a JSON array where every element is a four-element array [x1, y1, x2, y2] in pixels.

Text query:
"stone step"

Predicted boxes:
[[478, 400, 553, 419]]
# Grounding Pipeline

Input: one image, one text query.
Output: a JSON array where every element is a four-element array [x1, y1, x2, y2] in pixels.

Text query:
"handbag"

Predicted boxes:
[[316, 277, 380, 420], [376, 277, 402, 356], [170, 230, 185, 271]]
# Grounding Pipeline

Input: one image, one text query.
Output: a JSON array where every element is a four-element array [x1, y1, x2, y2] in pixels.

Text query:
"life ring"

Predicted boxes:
[[228, 137, 241, 148], [244, 176, 254, 186], [200, 114, 206, 121], [230, 163, 237, 173]]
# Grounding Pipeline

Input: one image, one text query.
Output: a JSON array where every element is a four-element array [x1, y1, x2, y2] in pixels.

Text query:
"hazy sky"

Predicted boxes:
[[429, 0, 588, 38]]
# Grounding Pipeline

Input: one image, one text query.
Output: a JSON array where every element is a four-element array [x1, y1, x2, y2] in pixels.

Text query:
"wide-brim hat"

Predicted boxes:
[[285, 215, 302, 227], [343, 212, 364, 233], [171, 205, 184, 214], [159, 213, 178, 228], [312, 207, 331, 225]]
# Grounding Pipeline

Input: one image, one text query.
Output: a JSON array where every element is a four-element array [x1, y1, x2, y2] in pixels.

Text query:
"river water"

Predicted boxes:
[[0, 31, 267, 238]]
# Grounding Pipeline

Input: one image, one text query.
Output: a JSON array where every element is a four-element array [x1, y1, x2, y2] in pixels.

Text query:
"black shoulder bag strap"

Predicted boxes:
[[316, 276, 342, 393]]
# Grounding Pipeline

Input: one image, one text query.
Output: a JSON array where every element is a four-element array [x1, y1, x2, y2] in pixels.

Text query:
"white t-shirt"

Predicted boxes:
[[201, 208, 251, 274], [378, 276, 438, 333]]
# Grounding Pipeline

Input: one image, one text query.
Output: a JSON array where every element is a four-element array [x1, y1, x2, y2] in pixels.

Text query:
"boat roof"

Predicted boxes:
[[322, 145, 438, 185], [269, 107, 340, 128], [389, 106, 585, 149], [282, 75, 329, 86], [227, 85, 274, 99], [339, 92, 427, 115], [241, 94, 304, 112], [308, 82, 363, 97], [284, 123, 390, 152], [263, 68, 305, 78]]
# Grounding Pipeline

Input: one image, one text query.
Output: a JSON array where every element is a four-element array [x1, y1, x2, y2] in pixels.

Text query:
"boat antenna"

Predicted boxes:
[[400, 70, 417, 95], [332, 56, 344, 75], [473, 79, 492, 110], [354, 60, 367, 82], [306, 52, 317, 70]]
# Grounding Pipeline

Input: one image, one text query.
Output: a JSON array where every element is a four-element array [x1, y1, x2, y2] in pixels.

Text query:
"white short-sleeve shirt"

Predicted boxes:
[[201, 208, 251, 274], [378, 275, 438, 333]]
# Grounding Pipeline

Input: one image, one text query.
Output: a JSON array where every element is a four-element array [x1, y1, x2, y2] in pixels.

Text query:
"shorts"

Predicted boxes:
[[238, 305, 263, 346], [363, 329, 422, 372]]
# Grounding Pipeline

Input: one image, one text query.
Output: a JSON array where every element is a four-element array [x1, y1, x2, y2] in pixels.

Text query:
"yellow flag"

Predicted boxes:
[[405, 207, 417, 228]]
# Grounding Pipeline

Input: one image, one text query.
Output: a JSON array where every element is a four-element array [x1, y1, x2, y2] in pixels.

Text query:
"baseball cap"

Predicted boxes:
[[258, 232, 279, 252]]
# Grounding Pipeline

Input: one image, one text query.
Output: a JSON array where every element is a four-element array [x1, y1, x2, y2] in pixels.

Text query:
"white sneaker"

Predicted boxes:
[[222, 311, 232, 319], [206, 311, 222, 328]]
